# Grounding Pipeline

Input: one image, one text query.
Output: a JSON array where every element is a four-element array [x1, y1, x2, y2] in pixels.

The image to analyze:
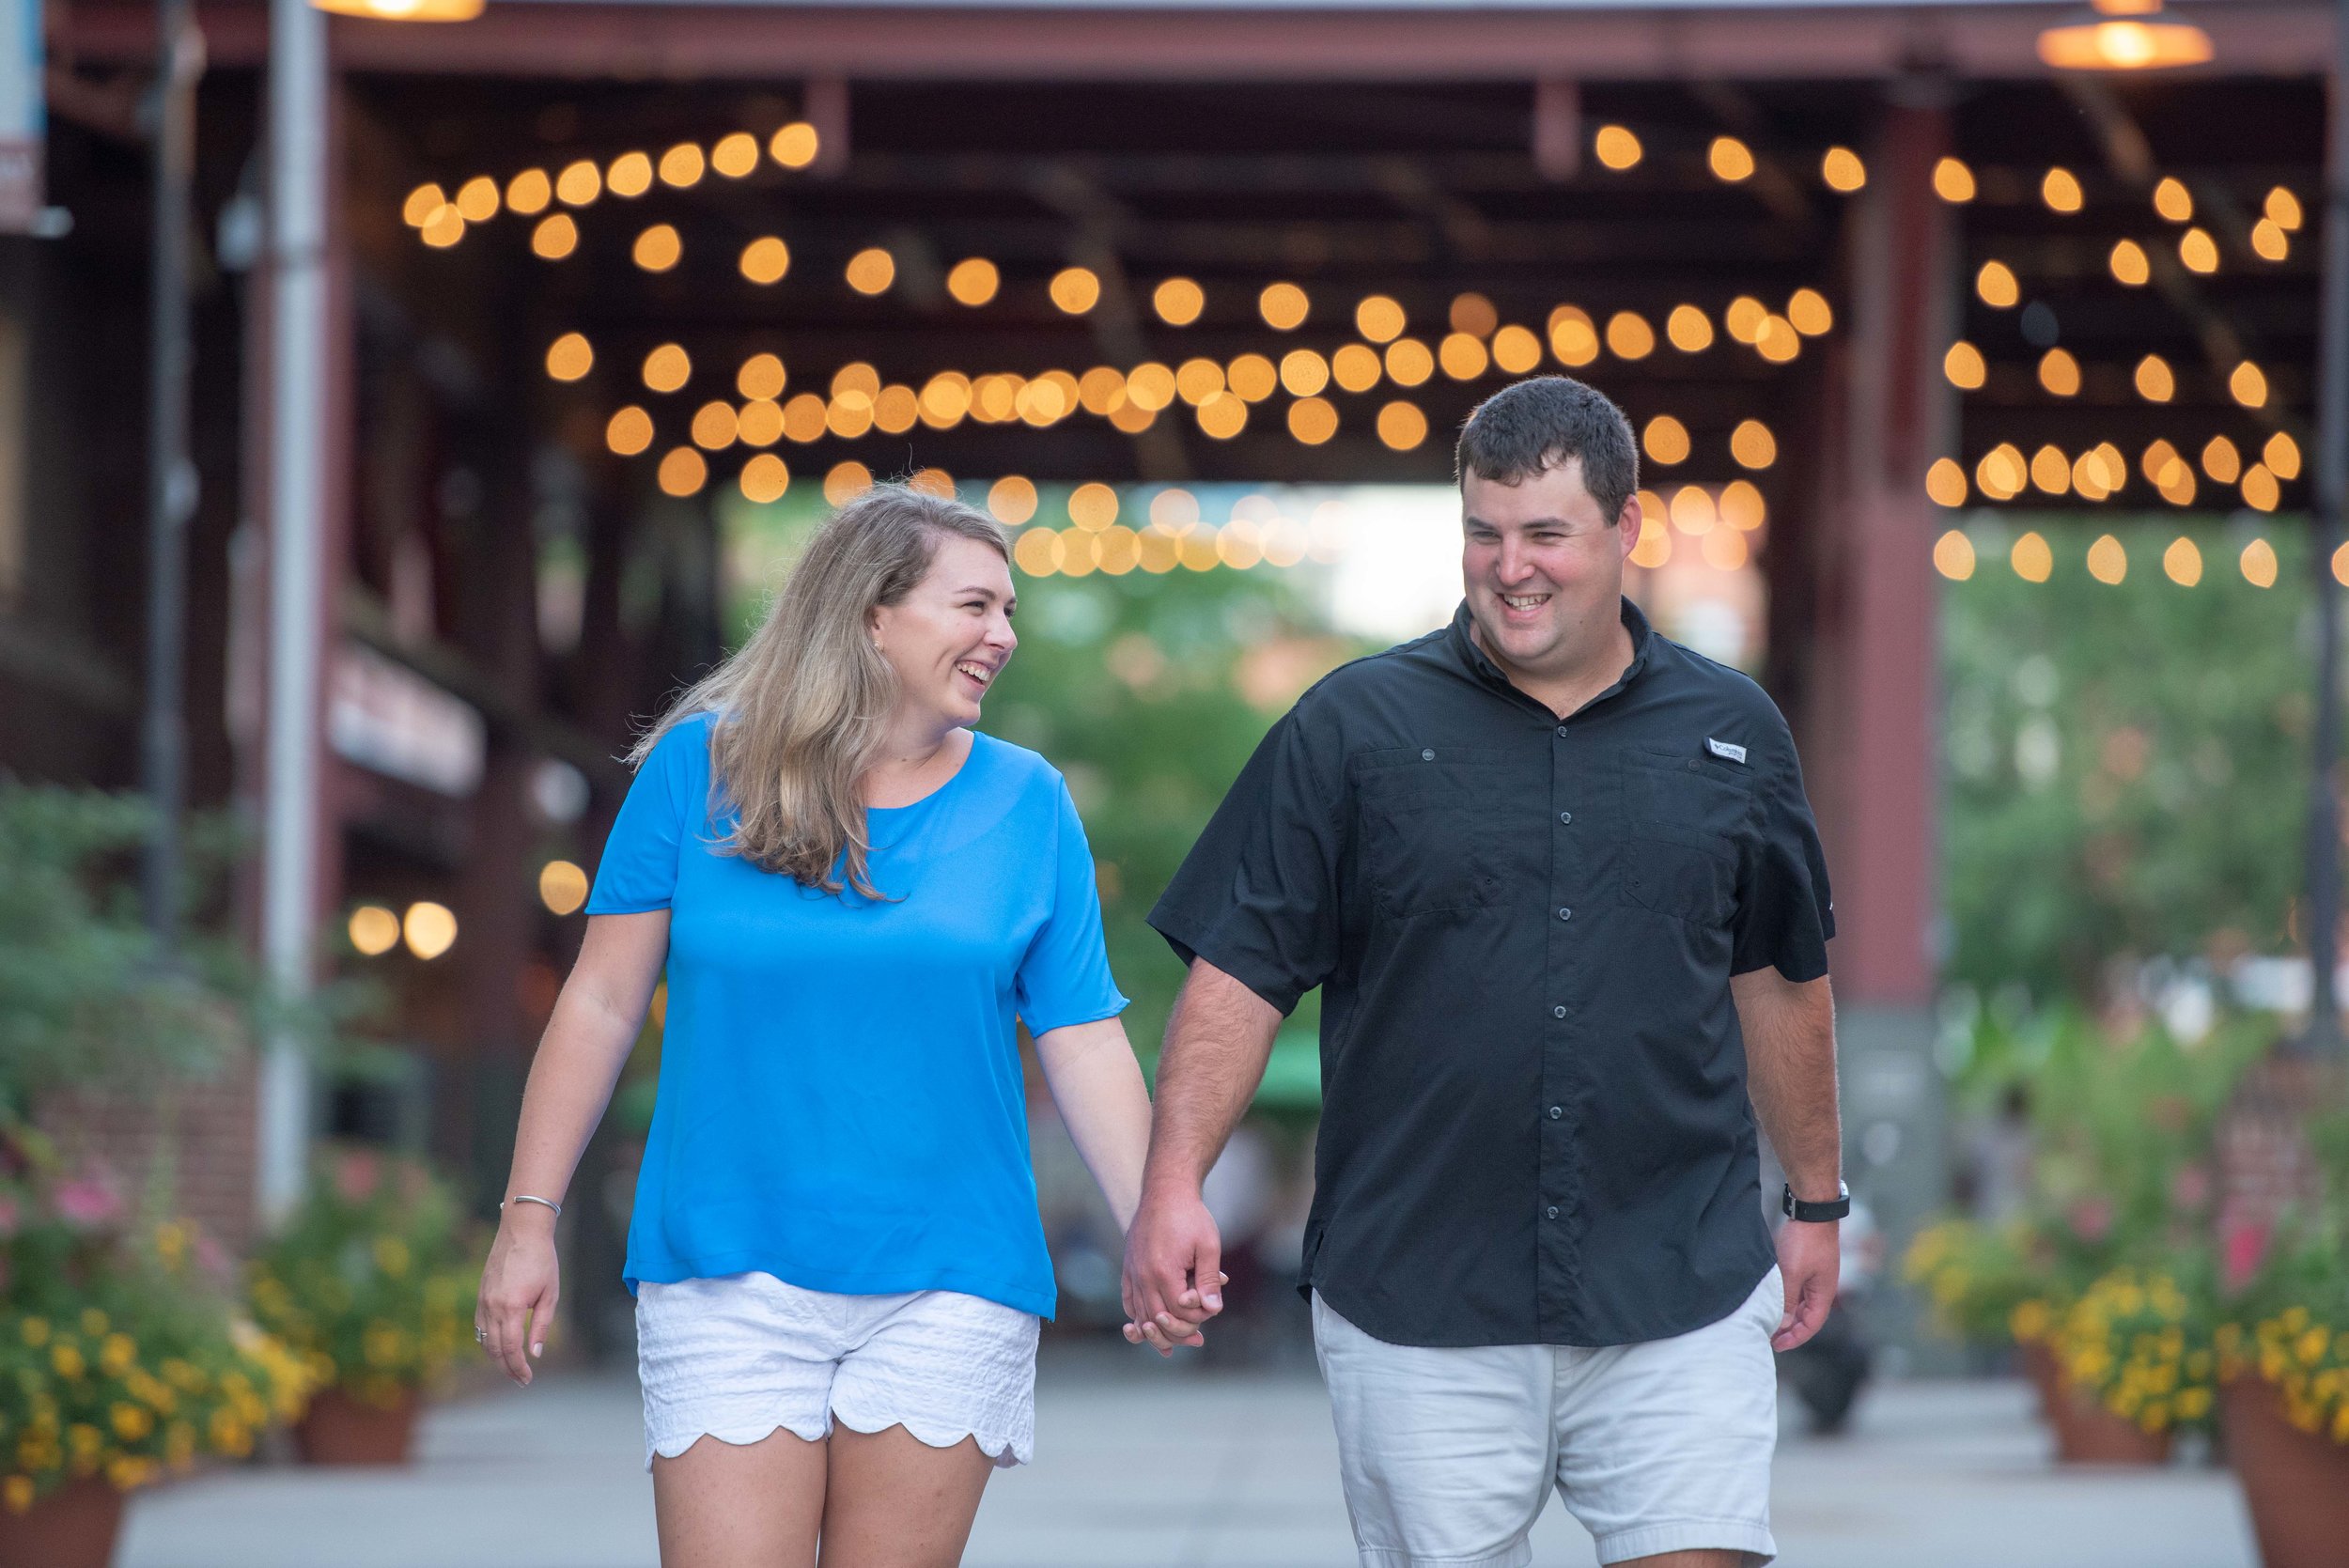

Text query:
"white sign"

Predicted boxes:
[[0, 0, 38, 233]]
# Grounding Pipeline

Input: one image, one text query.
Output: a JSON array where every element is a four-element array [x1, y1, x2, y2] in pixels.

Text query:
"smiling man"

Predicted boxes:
[[1125, 377, 1843, 1568]]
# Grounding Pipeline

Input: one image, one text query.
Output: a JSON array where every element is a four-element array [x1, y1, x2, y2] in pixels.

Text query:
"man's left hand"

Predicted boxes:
[[1771, 1219, 1840, 1352]]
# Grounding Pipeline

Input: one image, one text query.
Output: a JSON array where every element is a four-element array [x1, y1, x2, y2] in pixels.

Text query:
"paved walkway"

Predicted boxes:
[[118, 1349, 2257, 1568]]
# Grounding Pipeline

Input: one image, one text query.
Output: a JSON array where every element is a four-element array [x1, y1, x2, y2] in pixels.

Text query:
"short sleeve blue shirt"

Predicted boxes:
[[587, 712, 1127, 1318]]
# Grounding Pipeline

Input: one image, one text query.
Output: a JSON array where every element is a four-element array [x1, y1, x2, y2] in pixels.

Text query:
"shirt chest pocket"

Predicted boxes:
[[1619, 750, 1752, 924], [1354, 750, 1508, 919]]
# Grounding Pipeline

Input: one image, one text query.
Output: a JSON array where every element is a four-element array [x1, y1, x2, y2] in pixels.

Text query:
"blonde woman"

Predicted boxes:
[[475, 488, 1174, 1568]]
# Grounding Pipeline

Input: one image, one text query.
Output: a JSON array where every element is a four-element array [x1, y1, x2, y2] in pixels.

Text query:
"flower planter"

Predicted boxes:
[[2020, 1343, 2173, 1465], [2221, 1375, 2349, 1568], [0, 1478, 126, 1568], [294, 1387, 422, 1466]]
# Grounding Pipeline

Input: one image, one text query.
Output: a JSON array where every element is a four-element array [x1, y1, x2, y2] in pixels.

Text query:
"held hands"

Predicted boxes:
[[475, 1204, 561, 1386], [1771, 1216, 1841, 1352], [1120, 1185, 1226, 1356]]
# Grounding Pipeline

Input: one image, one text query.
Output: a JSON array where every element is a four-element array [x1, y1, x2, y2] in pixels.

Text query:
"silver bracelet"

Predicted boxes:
[[501, 1194, 563, 1219]]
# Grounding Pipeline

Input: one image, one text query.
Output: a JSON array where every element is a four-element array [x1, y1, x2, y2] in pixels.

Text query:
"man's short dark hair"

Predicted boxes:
[[1455, 376, 1640, 527]]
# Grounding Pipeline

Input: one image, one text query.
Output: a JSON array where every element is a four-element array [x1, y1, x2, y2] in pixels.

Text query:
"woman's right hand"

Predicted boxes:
[[476, 1205, 562, 1386]]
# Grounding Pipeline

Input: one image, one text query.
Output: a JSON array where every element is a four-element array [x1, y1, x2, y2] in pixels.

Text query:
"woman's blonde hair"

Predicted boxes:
[[630, 485, 1010, 897]]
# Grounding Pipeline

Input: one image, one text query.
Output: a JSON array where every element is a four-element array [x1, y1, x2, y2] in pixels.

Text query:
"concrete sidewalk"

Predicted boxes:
[[118, 1349, 2257, 1568]]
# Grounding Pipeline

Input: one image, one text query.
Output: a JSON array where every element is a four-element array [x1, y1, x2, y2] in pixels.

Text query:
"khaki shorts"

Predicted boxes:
[[1312, 1268, 1781, 1568]]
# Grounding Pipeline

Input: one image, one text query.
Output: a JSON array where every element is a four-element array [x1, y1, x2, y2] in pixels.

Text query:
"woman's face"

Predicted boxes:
[[869, 535, 1019, 733]]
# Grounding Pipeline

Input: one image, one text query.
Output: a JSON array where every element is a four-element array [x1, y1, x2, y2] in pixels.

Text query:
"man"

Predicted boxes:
[[1123, 376, 1843, 1568]]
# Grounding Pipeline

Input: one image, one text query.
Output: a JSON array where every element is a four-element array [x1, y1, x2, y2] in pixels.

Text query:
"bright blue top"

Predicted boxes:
[[587, 712, 1128, 1318]]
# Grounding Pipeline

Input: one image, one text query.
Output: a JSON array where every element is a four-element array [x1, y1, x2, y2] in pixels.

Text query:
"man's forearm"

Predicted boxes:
[[1143, 959, 1283, 1196], [1736, 973, 1841, 1200]]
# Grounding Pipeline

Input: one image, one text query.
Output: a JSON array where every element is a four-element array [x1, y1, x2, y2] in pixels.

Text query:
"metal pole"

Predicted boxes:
[[139, 0, 202, 954], [257, 0, 328, 1223], [2304, 0, 2349, 1056]]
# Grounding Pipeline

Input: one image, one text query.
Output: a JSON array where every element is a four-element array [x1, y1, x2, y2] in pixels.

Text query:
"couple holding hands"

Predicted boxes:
[[476, 376, 1844, 1568]]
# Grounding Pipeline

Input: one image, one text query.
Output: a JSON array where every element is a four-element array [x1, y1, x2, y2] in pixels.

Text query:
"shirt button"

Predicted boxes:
[[1558, 907, 1572, 922], [1546, 1205, 1561, 1219], [1551, 1004, 1566, 1018], [1421, 749, 1435, 761], [1548, 1105, 1563, 1120], [1555, 724, 1569, 738], [1559, 811, 1572, 825]]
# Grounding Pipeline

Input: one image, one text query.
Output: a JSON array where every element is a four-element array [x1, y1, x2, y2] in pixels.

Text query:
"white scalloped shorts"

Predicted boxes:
[[635, 1272, 1039, 1470]]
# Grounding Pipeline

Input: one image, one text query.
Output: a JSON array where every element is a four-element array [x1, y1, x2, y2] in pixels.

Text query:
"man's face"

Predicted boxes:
[[1461, 458, 1636, 677]]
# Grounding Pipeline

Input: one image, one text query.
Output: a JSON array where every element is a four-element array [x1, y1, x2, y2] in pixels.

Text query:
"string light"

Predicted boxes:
[[1786, 289, 1833, 336], [1331, 345, 1382, 393], [2135, 353, 2174, 402], [2265, 431, 2302, 479], [1723, 298, 1766, 346], [1155, 278, 1206, 326], [606, 406, 654, 456], [1175, 359, 1225, 407], [2086, 534, 2128, 584], [1925, 458, 1968, 507], [1977, 444, 2027, 500], [1384, 338, 1435, 387], [1228, 354, 1279, 402], [2030, 444, 2072, 494], [2154, 177, 2193, 222], [545, 333, 593, 381], [1492, 325, 1542, 373], [1356, 295, 1407, 344], [659, 144, 707, 189], [739, 454, 790, 504], [2251, 220, 2290, 262], [1933, 157, 1976, 203], [1730, 419, 1777, 470], [1976, 261, 2020, 308], [1549, 307, 1600, 366], [947, 258, 1000, 306], [1068, 484, 1119, 530], [1051, 268, 1101, 314], [1606, 311, 1656, 360], [712, 132, 760, 179], [2242, 538, 2279, 586], [1642, 415, 1689, 464], [1629, 513, 1671, 568], [782, 394, 828, 442], [2179, 226, 2219, 273], [1667, 305, 1714, 352], [657, 447, 708, 497], [2242, 465, 2281, 512], [1280, 349, 1331, 396], [1595, 125, 1643, 170], [633, 224, 682, 272], [1440, 333, 1491, 380], [1822, 147, 1867, 192], [1719, 480, 1766, 531], [988, 475, 1039, 524], [738, 400, 784, 446], [349, 906, 400, 956], [738, 353, 787, 401], [2201, 435, 2241, 484], [420, 207, 464, 249], [692, 401, 739, 450], [539, 861, 590, 915], [1669, 486, 1716, 534], [740, 237, 791, 285], [1377, 401, 1428, 450], [824, 461, 874, 504], [643, 344, 692, 394], [2012, 531, 2054, 582], [2042, 167, 2084, 212], [403, 183, 447, 226], [1260, 283, 1310, 330], [2230, 361, 2269, 408], [1289, 397, 1339, 444], [1708, 136, 1755, 182], [531, 214, 578, 259], [846, 248, 896, 295], [1450, 293, 1499, 336], [555, 160, 601, 207], [607, 151, 653, 199], [1933, 531, 1976, 580], [1196, 392, 1248, 440], [506, 170, 552, 215], [454, 177, 500, 223], [2267, 187, 2305, 230], [1754, 318, 1801, 363], [2162, 536, 2202, 586], [403, 903, 458, 961], [2038, 349, 2081, 396], [770, 123, 821, 170], [2110, 240, 2151, 286]]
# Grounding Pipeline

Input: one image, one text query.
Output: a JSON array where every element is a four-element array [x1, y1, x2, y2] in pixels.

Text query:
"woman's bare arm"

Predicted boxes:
[[1032, 1016, 1154, 1234]]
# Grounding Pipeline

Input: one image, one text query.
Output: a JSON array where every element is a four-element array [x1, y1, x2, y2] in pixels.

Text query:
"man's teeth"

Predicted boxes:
[[1502, 594, 1550, 610]]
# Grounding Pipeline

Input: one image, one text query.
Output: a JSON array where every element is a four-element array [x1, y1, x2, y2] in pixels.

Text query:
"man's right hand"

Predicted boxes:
[[1121, 1185, 1224, 1356]]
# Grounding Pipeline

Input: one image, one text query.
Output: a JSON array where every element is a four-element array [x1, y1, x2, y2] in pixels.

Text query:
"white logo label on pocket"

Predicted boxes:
[[1705, 737, 1748, 765]]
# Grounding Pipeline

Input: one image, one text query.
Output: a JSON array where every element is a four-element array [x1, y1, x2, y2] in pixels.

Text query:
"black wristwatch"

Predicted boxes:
[[1782, 1181, 1851, 1223]]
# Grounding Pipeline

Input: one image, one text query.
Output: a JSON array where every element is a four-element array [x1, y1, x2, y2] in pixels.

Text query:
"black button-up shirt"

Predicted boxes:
[[1149, 598, 1835, 1348]]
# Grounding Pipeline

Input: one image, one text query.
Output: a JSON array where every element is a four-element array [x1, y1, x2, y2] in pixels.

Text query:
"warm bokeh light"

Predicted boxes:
[[1377, 401, 1428, 450], [2264, 431, 2302, 480], [2251, 219, 2290, 262], [641, 344, 692, 395], [1279, 349, 1331, 397], [1197, 392, 1248, 440], [1356, 295, 1408, 344], [2030, 444, 2072, 495], [419, 207, 464, 249], [1155, 277, 1206, 326], [1944, 342, 1986, 391], [1227, 353, 1279, 403], [506, 169, 552, 215], [1642, 415, 1690, 465], [403, 902, 459, 961], [1925, 458, 1968, 507], [692, 400, 739, 450], [1127, 363, 1177, 411], [825, 461, 874, 505], [1450, 292, 1499, 337], [1822, 147, 1867, 193], [779, 393, 827, 442], [739, 454, 790, 504], [349, 905, 400, 956], [1050, 267, 1101, 314], [402, 182, 447, 227], [454, 176, 499, 223], [1260, 282, 1310, 331], [1068, 483, 1119, 530], [1440, 333, 1490, 380], [1786, 289, 1833, 336], [2162, 536, 2202, 587], [2242, 537, 2279, 586], [2134, 353, 2174, 402], [740, 237, 791, 285], [1174, 358, 1225, 407], [1933, 530, 1977, 581], [2036, 16, 2214, 71], [2038, 349, 2081, 396], [1595, 125, 1643, 170], [1755, 316, 1801, 363], [2201, 435, 2242, 484], [1976, 443, 2027, 501], [2012, 531, 2053, 582], [2110, 239, 2151, 286], [738, 353, 787, 401], [1701, 528, 1750, 572], [712, 132, 760, 179], [1933, 157, 1976, 203], [1724, 297, 1766, 345], [1669, 486, 1716, 536], [1976, 261, 2019, 308], [2086, 534, 2128, 585], [1667, 305, 1713, 352], [2042, 167, 2084, 212], [1720, 480, 1766, 532], [2179, 226, 2218, 273], [633, 224, 682, 272], [1730, 419, 1777, 470], [555, 160, 601, 207], [1331, 345, 1383, 394], [1491, 324, 1542, 374], [1548, 307, 1600, 366], [770, 122, 821, 170], [538, 861, 589, 916], [607, 151, 653, 199], [1708, 136, 1755, 182], [2154, 177, 2194, 222], [738, 399, 784, 446], [846, 248, 896, 295], [531, 214, 578, 260], [1288, 397, 1339, 445], [2242, 465, 2281, 512], [659, 144, 707, 189], [1383, 338, 1434, 387], [657, 447, 708, 497], [544, 332, 593, 381], [1077, 366, 1126, 415], [1606, 311, 1655, 361], [987, 475, 1039, 525], [947, 257, 1000, 307], [606, 406, 654, 456], [2230, 361, 2269, 408], [1629, 514, 1671, 568]]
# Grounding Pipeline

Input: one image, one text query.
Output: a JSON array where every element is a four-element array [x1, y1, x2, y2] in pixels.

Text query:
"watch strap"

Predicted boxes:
[[1782, 1181, 1850, 1222]]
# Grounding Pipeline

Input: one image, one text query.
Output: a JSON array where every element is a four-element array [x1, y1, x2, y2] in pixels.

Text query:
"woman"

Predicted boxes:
[[475, 487, 1176, 1568]]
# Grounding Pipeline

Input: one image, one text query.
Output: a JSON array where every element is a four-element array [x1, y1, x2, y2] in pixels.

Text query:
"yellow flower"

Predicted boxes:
[[2176, 1389, 2213, 1421], [362, 1324, 408, 1369], [50, 1343, 85, 1380], [66, 1424, 101, 1475], [154, 1222, 188, 1265], [373, 1236, 412, 1278], [1, 1476, 31, 1514], [2010, 1299, 2052, 1343], [104, 1455, 154, 1492], [161, 1358, 207, 1392], [100, 1333, 136, 1376], [163, 1422, 196, 1469], [207, 1409, 252, 1458], [110, 1404, 152, 1442], [78, 1309, 108, 1340], [18, 1318, 48, 1348], [2297, 1327, 2331, 1365]]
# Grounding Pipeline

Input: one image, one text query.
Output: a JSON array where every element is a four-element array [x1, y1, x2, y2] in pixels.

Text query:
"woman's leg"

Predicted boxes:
[[653, 1428, 830, 1568], [815, 1426, 996, 1568]]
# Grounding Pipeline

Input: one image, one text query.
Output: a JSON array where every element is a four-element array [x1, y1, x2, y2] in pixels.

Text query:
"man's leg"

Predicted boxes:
[[1550, 1269, 1782, 1568], [1313, 1292, 1553, 1568]]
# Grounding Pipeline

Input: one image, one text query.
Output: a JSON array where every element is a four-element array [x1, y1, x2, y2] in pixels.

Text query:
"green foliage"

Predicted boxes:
[[1941, 518, 2316, 1002], [245, 1147, 479, 1410], [0, 784, 254, 1113]]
